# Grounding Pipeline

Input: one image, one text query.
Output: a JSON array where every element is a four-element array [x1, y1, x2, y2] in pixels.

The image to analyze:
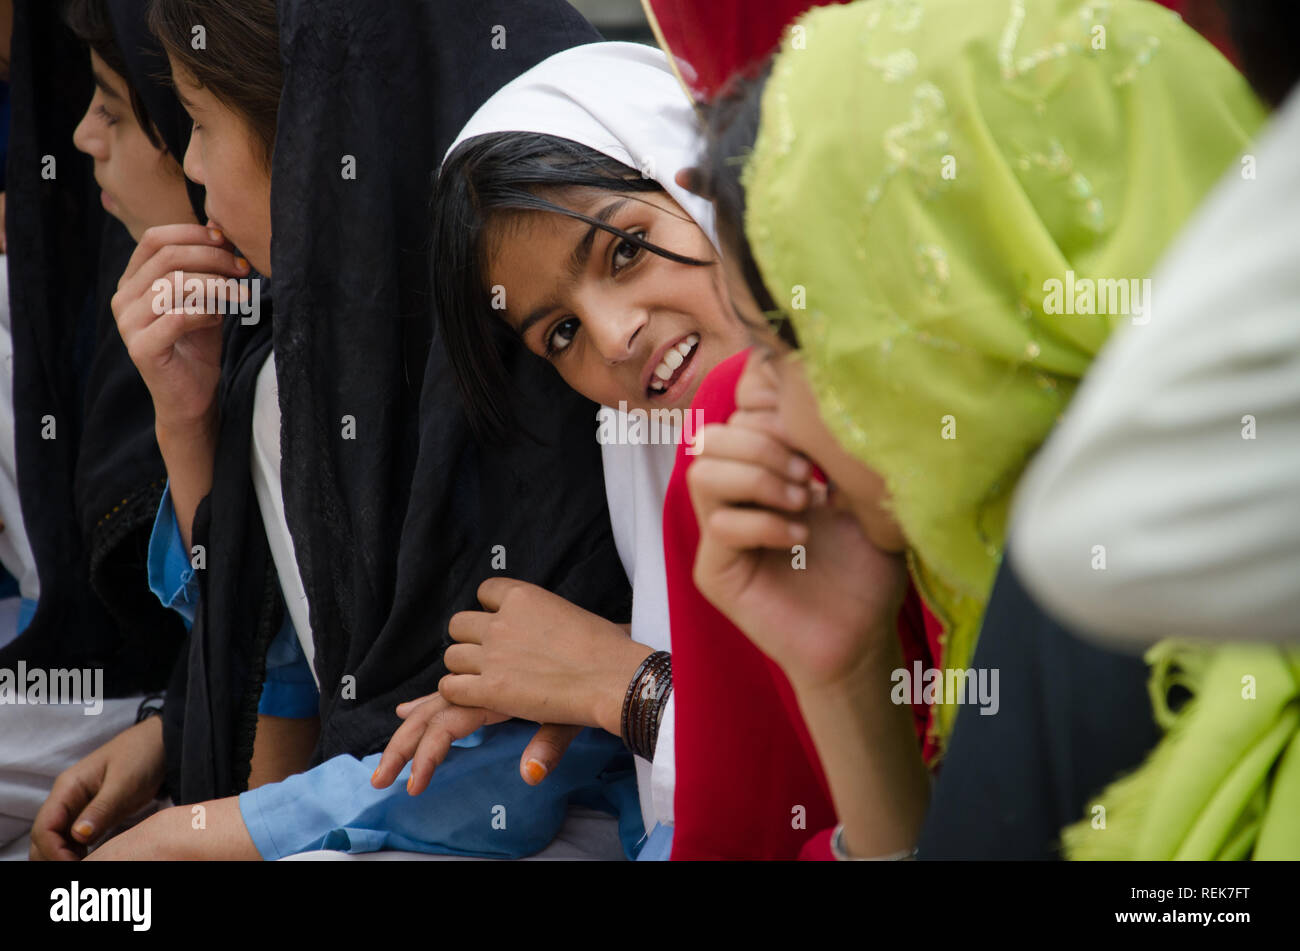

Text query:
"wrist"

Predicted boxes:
[[155, 407, 219, 447], [594, 639, 653, 735], [789, 626, 903, 701]]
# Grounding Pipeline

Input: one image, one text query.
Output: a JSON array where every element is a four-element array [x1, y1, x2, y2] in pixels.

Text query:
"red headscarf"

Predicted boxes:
[[665, 351, 941, 860], [642, 0, 848, 102]]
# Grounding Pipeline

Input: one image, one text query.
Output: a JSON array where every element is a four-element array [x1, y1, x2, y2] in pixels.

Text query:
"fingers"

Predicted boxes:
[[443, 642, 482, 675], [114, 258, 250, 337], [519, 724, 582, 785], [436, 672, 482, 710], [394, 691, 438, 719], [734, 349, 782, 412], [447, 609, 490, 645], [475, 576, 529, 612], [372, 693, 450, 788], [406, 711, 476, 796], [126, 306, 225, 363], [706, 506, 808, 551], [29, 769, 99, 861], [119, 224, 235, 286], [29, 798, 86, 862]]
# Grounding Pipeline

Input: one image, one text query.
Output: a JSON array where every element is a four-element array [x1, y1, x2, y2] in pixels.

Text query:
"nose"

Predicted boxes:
[[182, 132, 204, 185], [72, 105, 105, 161], [581, 295, 648, 366]]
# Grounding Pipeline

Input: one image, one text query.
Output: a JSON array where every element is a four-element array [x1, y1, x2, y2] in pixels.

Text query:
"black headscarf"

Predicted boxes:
[[0, 0, 185, 696], [166, 0, 631, 803]]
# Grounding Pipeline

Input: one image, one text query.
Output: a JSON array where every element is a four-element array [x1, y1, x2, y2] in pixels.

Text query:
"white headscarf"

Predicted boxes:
[[446, 41, 717, 249]]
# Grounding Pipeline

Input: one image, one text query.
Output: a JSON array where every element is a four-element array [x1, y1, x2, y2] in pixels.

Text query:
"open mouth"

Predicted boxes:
[[646, 333, 700, 400]]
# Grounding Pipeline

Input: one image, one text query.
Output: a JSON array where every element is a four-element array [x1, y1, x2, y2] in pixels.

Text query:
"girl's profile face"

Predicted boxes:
[[722, 248, 906, 554], [486, 187, 749, 414], [71, 51, 196, 241], [170, 59, 272, 275]]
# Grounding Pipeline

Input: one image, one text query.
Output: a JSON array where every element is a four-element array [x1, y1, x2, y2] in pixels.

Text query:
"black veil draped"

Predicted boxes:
[[0, 0, 184, 695], [167, 0, 630, 802]]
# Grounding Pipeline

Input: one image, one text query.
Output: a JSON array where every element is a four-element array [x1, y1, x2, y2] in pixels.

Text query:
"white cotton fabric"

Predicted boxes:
[[449, 43, 711, 831], [0, 256, 41, 649], [251, 355, 318, 683], [601, 439, 678, 830], [1010, 87, 1300, 647]]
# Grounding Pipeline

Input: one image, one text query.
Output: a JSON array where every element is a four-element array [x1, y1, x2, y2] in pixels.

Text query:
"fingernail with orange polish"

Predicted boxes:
[[524, 759, 549, 784], [72, 820, 94, 840], [208, 228, 223, 242]]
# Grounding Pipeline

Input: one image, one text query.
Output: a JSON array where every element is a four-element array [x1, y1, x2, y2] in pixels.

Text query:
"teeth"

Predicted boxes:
[[648, 335, 700, 394]]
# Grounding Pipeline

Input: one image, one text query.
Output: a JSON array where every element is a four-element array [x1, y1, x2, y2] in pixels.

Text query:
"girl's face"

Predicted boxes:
[[487, 187, 750, 414], [722, 248, 907, 554], [170, 59, 273, 275], [71, 51, 197, 241]]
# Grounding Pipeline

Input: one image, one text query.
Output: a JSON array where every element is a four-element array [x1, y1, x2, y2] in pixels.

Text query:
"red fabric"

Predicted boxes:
[[667, 350, 939, 860], [645, 0, 847, 102]]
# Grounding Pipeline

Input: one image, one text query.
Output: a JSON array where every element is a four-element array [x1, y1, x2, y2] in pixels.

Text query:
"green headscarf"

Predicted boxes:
[[745, 0, 1265, 744]]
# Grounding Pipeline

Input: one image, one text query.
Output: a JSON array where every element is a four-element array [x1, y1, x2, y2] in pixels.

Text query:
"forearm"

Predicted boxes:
[[793, 637, 929, 858], [87, 796, 258, 860], [155, 412, 218, 551]]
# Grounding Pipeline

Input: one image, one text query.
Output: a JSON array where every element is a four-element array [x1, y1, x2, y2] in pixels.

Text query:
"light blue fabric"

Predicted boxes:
[[238, 721, 644, 860], [16, 597, 35, 634], [146, 484, 198, 627], [147, 483, 319, 717], [258, 621, 320, 718], [635, 821, 673, 861]]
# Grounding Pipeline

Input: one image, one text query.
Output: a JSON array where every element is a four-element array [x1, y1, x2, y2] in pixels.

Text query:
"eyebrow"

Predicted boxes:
[[515, 198, 634, 339], [566, 198, 632, 280], [91, 68, 122, 102]]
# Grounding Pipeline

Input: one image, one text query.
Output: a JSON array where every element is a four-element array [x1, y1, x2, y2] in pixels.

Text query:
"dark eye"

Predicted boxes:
[[546, 317, 580, 356], [612, 234, 644, 272], [95, 104, 119, 127]]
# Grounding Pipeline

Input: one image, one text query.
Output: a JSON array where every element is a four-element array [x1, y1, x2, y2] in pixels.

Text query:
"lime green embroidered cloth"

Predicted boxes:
[[746, 0, 1265, 744]]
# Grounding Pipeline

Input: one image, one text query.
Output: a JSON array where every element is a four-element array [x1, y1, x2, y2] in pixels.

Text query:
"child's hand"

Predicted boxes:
[[688, 353, 908, 693], [111, 223, 248, 431], [440, 579, 652, 738], [29, 718, 167, 861], [371, 693, 582, 794]]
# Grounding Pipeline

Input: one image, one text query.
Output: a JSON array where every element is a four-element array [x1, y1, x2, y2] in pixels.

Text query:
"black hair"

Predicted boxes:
[[1219, 0, 1300, 107], [432, 131, 713, 441], [61, 0, 163, 150], [695, 61, 799, 350]]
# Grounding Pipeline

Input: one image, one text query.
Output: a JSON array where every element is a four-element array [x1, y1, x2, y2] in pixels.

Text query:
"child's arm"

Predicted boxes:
[[111, 224, 248, 549], [85, 796, 257, 861], [686, 393, 928, 858], [372, 582, 653, 793]]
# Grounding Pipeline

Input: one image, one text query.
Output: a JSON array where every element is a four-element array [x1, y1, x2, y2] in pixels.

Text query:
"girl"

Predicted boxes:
[[81, 0, 639, 861], [7, 0, 195, 861], [683, 0, 1267, 857], [374, 39, 940, 860]]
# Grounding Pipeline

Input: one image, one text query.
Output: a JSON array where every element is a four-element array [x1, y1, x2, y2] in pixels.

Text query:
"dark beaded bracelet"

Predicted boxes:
[[621, 650, 672, 760]]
